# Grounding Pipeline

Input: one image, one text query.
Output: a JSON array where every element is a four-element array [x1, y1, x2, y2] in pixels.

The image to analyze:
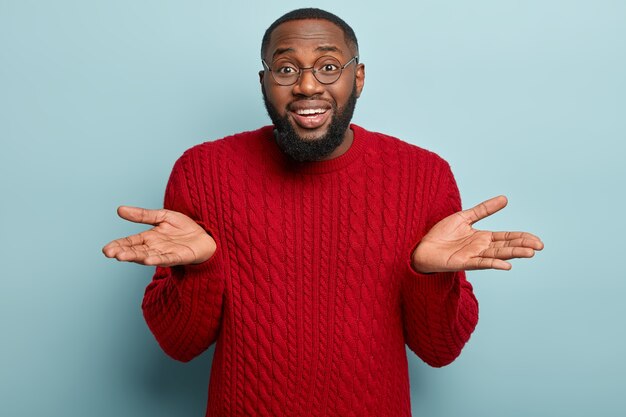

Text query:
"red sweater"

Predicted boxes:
[[142, 125, 479, 417]]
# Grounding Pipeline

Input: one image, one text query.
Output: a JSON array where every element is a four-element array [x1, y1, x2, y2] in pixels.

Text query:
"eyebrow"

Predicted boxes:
[[272, 47, 295, 59], [271, 45, 344, 59], [315, 45, 342, 54]]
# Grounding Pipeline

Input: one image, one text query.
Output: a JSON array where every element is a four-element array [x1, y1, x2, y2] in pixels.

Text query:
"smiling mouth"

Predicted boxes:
[[290, 106, 331, 130], [295, 108, 328, 116]]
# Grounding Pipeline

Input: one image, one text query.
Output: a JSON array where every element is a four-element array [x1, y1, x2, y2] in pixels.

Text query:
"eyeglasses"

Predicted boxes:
[[262, 55, 359, 86]]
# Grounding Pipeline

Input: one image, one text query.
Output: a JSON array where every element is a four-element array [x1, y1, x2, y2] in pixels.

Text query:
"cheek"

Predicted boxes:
[[329, 83, 354, 106], [265, 86, 292, 111]]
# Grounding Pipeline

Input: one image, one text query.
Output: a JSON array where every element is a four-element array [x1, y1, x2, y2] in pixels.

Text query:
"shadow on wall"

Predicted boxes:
[[108, 268, 215, 416]]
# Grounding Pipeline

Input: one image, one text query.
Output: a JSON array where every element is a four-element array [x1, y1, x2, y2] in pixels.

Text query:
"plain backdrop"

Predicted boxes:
[[1, 1, 624, 416]]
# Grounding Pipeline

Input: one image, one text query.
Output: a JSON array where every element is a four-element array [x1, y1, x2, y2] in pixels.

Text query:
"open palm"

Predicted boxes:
[[412, 196, 544, 273], [102, 206, 216, 267]]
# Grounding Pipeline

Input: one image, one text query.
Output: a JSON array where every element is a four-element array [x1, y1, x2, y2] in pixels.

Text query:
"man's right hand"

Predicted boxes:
[[102, 206, 216, 267]]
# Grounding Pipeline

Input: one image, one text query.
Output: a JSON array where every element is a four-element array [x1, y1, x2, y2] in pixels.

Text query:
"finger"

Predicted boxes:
[[114, 245, 151, 263], [116, 242, 189, 266], [491, 232, 544, 250], [102, 240, 132, 258], [464, 257, 512, 271], [480, 247, 536, 260], [462, 195, 508, 225], [102, 233, 148, 258], [144, 252, 184, 267], [113, 244, 171, 264], [102, 240, 122, 257], [117, 206, 168, 226], [491, 238, 542, 250]]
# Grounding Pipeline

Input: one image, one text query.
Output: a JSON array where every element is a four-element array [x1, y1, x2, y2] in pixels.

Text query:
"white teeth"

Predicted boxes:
[[295, 108, 326, 115]]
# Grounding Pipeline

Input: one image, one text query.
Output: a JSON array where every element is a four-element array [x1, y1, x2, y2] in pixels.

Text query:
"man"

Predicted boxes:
[[103, 8, 543, 417]]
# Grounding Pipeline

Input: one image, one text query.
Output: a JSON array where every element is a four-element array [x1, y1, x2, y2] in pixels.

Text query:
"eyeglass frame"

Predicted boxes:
[[261, 55, 360, 86]]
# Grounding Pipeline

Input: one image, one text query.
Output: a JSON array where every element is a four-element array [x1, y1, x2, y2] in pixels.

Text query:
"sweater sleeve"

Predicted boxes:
[[401, 160, 479, 367], [141, 152, 224, 362]]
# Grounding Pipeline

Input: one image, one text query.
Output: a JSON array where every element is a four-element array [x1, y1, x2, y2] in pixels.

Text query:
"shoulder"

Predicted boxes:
[[180, 126, 274, 162], [164, 126, 275, 203], [352, 124, 451, 171], [165, 126, 274, 181]]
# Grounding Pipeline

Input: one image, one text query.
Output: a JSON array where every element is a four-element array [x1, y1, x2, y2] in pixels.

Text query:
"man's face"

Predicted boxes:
[[260, 19, 365, 161]]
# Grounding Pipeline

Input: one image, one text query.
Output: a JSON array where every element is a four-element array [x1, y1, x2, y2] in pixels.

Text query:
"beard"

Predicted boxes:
[[262, 85, 358, 162]]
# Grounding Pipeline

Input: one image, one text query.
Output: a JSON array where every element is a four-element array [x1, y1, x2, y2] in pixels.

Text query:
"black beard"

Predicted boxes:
[[262, 85, 358, 162]]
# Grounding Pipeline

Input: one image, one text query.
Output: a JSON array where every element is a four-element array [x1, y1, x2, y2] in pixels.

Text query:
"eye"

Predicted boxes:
[[315, 56, 341, 73], [319, 63, 339, 72], [275, 64, 298, 75]]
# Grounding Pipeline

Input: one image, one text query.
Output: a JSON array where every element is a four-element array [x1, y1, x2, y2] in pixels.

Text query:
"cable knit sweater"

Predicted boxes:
[[142, 124, 479, 417]]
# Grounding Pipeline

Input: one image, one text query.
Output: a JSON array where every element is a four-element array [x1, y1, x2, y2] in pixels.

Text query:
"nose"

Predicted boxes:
[[292, 68, 324, 97]]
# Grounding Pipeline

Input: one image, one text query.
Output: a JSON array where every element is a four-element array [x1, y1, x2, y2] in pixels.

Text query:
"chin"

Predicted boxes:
[[287, 114, 332, 141], [292, 127, 330, 142]]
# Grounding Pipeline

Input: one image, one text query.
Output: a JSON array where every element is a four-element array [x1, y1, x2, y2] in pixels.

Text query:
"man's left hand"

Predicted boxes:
[[411, 196, 544, 274]]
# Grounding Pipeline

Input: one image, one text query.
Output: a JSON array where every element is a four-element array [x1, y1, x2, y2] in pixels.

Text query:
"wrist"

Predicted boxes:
[[411, 244, 435, 274]]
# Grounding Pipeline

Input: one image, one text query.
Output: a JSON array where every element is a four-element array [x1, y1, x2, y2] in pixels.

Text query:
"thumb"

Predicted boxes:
[[463, 195, 508, 225], [116, 206, 168, 226]]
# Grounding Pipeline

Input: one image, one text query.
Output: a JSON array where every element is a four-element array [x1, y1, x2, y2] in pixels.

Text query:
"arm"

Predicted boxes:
[[401, 163, 479, 367], [402, 162, 543, 367], [143, 155, 224, 362], [103, 153, 224, 362]]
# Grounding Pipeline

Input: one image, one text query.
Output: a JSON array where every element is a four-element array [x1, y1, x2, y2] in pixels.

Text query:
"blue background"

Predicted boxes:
[[1, 1, 624, 416]]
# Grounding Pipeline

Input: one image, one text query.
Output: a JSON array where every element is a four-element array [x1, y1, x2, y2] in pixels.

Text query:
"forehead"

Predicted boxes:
[[266, 19, 351, 60]]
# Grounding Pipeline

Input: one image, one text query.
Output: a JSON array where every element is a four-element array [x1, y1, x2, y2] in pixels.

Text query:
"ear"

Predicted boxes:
[[259, 70, 265, 84], [355, 63, 365, 98]]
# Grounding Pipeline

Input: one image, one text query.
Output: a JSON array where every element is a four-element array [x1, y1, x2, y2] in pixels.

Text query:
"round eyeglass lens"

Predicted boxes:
[[313, 56, 342, 84]]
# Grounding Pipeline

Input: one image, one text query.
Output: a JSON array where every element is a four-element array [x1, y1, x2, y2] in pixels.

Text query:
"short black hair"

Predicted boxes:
[[261, 8, 359, 60]]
